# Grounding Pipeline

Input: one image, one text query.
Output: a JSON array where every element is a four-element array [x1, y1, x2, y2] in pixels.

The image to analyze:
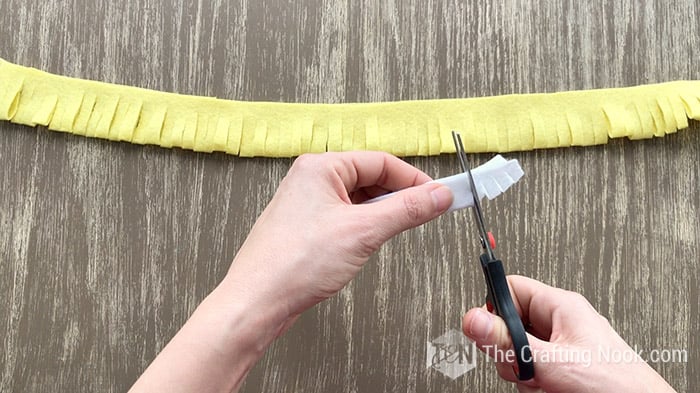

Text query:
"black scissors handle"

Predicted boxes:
[[480, 254, 535, 381]]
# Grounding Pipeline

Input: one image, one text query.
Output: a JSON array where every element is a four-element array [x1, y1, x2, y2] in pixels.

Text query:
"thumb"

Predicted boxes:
[[516, 385, 544, 393], [361, 183, 453, 240], [463, 307, 516, 353], [462, 308, 549, 381]]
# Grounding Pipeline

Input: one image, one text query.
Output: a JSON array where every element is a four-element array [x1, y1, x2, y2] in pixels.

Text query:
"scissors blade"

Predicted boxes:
[[451, 131, 496, 260]]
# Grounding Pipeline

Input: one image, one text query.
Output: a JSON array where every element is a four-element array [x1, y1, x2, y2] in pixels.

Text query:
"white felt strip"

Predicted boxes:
[[365, 155, 524, 213]]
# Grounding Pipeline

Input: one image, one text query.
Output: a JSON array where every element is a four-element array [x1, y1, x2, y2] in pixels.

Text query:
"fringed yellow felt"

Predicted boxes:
[[1, 58, 699, 157]]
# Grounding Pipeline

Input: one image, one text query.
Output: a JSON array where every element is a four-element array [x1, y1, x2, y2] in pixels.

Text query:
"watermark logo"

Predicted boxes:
[[426, 329, 477, 379]]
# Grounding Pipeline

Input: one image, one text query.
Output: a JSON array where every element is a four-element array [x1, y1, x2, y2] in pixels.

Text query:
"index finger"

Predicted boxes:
[[505, 275, 600, 341], [329, 151, 432, 192]]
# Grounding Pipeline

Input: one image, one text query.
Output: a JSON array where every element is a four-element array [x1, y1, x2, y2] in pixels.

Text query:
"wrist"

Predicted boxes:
[[632, 362, 677, 393], [129, 273, 293, 393], [568, 353, 677, 393], [206, 274, 293, 357]]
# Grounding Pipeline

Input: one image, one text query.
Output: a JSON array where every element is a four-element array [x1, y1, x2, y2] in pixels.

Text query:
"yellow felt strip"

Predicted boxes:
[[309, 121, 327, 153], [132, 104, 166, 145], [341, 120, 353, 152], [32, 94, 58, 127], [404, 119, 418, 156], [49, 92, 84, 133], [365, 116, 379, 151], [73, 92, 96, 136], [298, 118, 313, 153], [90, 96, 119, 138], [264, 121, 280, 157], [631, 100, 655, 140], [327, 118, 343, 152], [227, 116, 242, 154], [0, 58, 699, 157], [0, 76, 23, 120], [657, 96, 677, 134], [426, 120, 440, 155], [211, 117, 230, 152], [680, 93, 700, 118], [249, 120, 267, 157], [353, 122, 366, 151], [112, 99, 142, 141]]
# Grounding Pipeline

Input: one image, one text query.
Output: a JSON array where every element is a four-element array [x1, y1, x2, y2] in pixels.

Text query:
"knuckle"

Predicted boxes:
[[565, 291, 590, 307], [290, 153, 330, 180], [292, 153, 318, 171], [402, 193, 425, 223], [564, 290, 602, 317], [355, 231, 383, 256], [495, 322, 513, 348], [339, 218, 385, 258], [495, 362, 519, 382]]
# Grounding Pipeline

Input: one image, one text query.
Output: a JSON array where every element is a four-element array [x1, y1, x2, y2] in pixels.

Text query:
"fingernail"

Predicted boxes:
[[469, 309, 493, 341], [430, 185, 453, 212]]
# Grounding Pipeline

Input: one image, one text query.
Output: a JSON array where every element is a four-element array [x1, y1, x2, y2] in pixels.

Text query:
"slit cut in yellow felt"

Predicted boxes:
[[1, 58, 699, 157]]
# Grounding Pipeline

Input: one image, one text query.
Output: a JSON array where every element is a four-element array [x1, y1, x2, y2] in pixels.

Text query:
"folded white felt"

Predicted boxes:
[[365, 155, 524, 213]]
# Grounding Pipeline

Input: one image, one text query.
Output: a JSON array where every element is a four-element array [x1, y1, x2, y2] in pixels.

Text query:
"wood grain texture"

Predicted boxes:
[[0, 0, 698, 392]]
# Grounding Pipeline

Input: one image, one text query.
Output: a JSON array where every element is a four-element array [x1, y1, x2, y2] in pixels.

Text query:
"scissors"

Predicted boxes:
[[451, 131, 535, 381]]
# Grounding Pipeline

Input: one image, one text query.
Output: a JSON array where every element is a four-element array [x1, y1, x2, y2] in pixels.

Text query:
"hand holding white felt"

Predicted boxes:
[[226, 151, 454, 319], [366, 155, 524, 212], [130, 151, 454, 393]]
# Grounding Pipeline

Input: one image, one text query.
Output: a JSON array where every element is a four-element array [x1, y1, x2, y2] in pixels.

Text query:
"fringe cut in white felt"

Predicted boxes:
[[365, 155, 523, 213]]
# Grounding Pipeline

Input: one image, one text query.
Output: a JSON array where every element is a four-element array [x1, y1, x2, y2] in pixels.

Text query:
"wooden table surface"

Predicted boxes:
[[1, 1, 698, 392]]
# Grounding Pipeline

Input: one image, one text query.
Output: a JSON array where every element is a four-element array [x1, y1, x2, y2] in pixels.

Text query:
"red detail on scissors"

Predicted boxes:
[[487, 232, 496, 249]]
